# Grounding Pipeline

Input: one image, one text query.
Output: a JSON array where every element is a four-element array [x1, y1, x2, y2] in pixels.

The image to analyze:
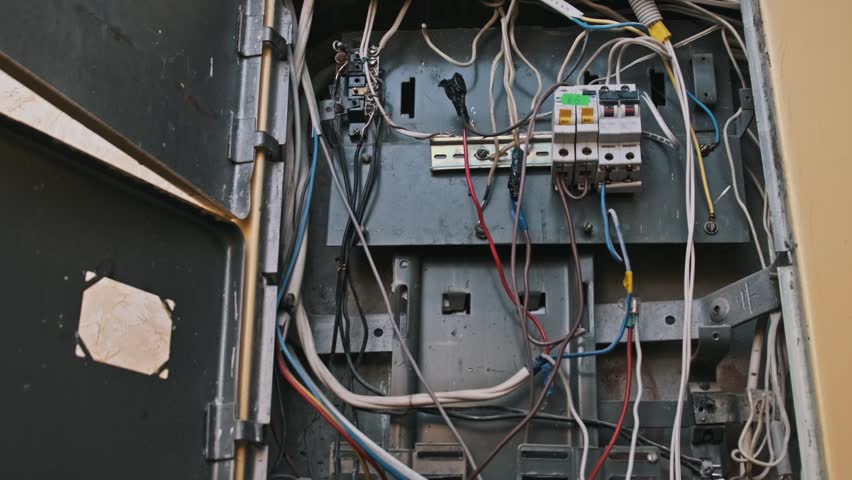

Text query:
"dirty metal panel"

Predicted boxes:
[[390, 254, 593, 479], [0, 1, 251, 216], [327, 25, 749, 246], [0, 118, 243, 480]]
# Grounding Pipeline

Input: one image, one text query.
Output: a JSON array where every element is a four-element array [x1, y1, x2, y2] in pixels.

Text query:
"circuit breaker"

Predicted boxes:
[[551, 84, 642, 193]]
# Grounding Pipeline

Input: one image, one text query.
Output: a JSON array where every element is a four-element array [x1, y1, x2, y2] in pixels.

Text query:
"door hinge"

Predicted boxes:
[[204, 400, 268, 461], [229, 2, 292, 164]]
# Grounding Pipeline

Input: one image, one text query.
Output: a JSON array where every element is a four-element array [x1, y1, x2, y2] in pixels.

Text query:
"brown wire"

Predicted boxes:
[[468, 337, 571, 479], [480, 163, 588, 478]]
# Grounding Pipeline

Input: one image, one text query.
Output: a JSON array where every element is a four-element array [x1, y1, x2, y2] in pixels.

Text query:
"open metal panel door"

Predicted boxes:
[[0, 1, 290, 218], [0, 116, 245, 479]]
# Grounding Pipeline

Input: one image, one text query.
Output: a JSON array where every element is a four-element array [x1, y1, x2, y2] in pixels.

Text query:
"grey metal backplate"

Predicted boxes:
[[327, 24, 750, 246], [0, 119, 243, 480], [391, 254, 593, 478], [0, 1, 251, 217]]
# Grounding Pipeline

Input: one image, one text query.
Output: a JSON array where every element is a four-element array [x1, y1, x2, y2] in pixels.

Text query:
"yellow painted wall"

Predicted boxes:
[[759, 1, 852, 477]]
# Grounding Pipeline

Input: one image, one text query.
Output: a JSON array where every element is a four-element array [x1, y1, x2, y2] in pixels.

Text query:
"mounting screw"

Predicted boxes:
[[709, 298, 729, 323], [583, 221, 594, 234], [475, 148, 489, 160], [647, 452, 659, 464], [474, 223, 487, 240], [703, 219, 718, 235], [361, 153, 372, 164]]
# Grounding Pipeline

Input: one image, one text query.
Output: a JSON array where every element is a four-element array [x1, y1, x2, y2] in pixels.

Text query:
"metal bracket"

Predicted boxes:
[[516, 444, 664, 479], [204, 401, 268, 461], [412, 443, 466, 479], [692, 53, 718, 134], [737, 88, 755, 135], [692, 54, 717, 107], [430, 133, 552, 171], [595, 266, 781, 344]]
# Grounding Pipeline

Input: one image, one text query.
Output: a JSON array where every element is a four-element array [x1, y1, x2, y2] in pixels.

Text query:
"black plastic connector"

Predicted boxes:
[[438, 73, 470, 122]]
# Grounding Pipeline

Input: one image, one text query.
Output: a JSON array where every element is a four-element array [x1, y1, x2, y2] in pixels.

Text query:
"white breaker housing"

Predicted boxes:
[[551, 84, 642, 193]]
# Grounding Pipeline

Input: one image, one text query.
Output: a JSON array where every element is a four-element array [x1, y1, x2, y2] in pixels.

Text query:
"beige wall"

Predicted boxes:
[[759, 0, 852, 477]]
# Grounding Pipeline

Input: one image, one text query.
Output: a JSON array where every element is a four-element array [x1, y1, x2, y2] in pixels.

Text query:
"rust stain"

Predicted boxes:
[[175, 82, 219, 120], [73, 5, 136, 49]]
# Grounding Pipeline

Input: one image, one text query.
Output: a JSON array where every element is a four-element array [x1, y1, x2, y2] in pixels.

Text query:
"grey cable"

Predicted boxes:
[[317, 136, 482, 478]]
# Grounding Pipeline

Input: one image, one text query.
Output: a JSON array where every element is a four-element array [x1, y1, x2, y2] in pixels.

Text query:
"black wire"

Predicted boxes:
[[463, 109, 538, 138], [329, 120, 385, 396], [562, 31, 591, 83]]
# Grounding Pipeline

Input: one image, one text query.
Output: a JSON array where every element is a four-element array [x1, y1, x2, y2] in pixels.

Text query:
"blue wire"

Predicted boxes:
[[687, 90, 721, 144], [600, 183, 623, 263], [556, 294, 633, 359], [569, 16, 649, 33], [277, 133, 319, 305], [276, 328, 404, 479], [511, 200, 529, 232]]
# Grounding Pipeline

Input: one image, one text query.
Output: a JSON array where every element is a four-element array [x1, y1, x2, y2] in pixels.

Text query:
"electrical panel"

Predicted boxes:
[[0, 1, 816, 479], [552, 84, 642, 193]]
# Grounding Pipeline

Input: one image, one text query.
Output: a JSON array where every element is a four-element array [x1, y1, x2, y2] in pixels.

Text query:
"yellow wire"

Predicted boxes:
[[289, 372, 373, 480], [576, 17, 717, 216], [579, 16, 647, 37], [691, 128, 714, 217]]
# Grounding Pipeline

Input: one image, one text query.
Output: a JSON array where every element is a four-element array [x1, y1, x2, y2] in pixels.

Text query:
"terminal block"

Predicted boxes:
[[550, 84, 642, 193]]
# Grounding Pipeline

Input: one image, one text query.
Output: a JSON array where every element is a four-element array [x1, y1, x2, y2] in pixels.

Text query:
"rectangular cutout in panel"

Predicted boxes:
[[401, 77, 416, 118], [650, 68, 666, 106]]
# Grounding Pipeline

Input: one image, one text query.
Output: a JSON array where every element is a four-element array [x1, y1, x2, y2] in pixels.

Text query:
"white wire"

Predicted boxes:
[[642, 92, 679, 147], [665, 39, 697, 480], [721, 29, 747, 88], [507, 1, 543, 110], [625, 320, 644, 480], [420, 10, 499, 67], [723, 108, 767, 268], [541, 354, 589, 479], [589, 25, 721, 85], [376, 0, 413, 54], [556, 31, 589, 82], [359, 0, 378, 57], [607, 36, 669, 84]]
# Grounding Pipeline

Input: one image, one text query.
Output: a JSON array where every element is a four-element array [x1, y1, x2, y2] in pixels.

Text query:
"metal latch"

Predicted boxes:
[[204, 400, 268, 461]]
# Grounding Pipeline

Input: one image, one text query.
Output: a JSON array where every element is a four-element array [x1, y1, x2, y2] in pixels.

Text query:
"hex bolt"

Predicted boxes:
[[475, 148, 490, 160], [647, 452, 659, 464], [583, 221, 594, 234]]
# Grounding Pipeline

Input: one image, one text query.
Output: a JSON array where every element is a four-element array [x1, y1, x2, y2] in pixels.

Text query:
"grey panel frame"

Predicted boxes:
[[327, 24, 751, 246], [741, 1, 826, 478]]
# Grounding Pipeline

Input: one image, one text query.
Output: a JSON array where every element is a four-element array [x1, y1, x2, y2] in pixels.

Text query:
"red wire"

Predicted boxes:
[[461, 128, 550, 350], [275, 349, 388, 480], [587, 328, 634, 480]]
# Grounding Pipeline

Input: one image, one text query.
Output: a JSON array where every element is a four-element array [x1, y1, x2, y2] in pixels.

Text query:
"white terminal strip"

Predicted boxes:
[[551, 84, 642, 193]]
